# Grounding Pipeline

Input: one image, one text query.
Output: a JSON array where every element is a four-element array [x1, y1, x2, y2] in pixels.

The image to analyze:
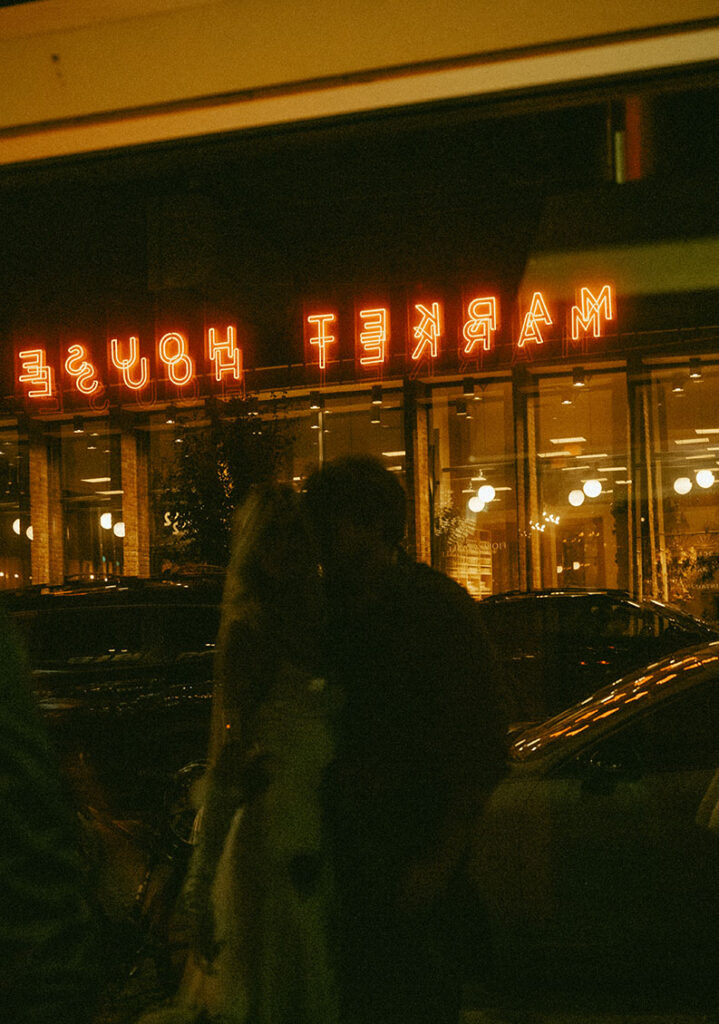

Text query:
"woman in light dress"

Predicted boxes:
[[141, 484, 341, 1024]]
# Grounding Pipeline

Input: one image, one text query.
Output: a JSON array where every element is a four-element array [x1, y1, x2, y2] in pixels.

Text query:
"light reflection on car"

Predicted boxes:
[[468, 641, 719, 1006], [475, 589, 719, 728]]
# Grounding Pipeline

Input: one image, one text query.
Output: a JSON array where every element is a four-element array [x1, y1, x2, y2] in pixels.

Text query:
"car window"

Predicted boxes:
[[564, 678, 719, 776], [12, 604, 220, 667], [627, 680, 719, 773], [511, 646, 719, 762], [478, 600, 544, 652]]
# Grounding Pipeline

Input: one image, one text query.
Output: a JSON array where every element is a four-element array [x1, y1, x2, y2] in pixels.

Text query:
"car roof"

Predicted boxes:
[[510, 639, 719, 763], [2, 576, 224, 611], [477, 588, 718, 632]]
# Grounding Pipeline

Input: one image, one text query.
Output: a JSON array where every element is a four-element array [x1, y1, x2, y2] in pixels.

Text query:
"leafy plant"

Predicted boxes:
[[163, 395, 293, 568]]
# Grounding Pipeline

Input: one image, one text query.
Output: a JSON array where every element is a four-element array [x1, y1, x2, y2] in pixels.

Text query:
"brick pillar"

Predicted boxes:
[[29, 433, 64, 585], [121, 428, 150, 577]]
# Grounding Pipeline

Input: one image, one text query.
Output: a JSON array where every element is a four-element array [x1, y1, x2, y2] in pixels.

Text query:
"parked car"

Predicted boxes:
[[3, 577, 222, 822], [2, 576, 224, 982], [476, 589, 719, 727], [468, 640, 719, 1005]]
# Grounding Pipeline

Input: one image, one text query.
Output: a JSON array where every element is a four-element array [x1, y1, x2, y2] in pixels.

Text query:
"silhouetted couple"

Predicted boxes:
[[144, 455, 506, 1024]]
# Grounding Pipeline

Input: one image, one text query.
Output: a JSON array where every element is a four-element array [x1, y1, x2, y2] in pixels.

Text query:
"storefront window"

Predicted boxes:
[[321, 388, 406, 486], [430, 381, 518, 597], [526, 368, 630, 591], [647, 358, 719, 622], [0, 429, 31, 588], [146, 389, 406, 574], [60, 419, 123, 579], [148, 412, 189, 575]]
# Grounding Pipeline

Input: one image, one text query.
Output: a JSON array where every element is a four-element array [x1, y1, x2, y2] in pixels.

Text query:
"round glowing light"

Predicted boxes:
[[583, 479, 602, 498], [25, 526, 33, 541], [100, 512, 113, 530], [568, 489, 585, 507], [113, 521, 126, 538], [673, 476, 692, 496], [696, 469, 715, 489], [468, 495, 485, 513], [12, 518, 20, 536], [477, 484, 496, 504]]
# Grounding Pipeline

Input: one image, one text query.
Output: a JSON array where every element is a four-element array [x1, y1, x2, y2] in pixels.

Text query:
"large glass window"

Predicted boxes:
[[60, 418, 123, 579], [145, 388, 406, 574], [429, 380, 518, 597], [320, 388, 406, 488], [646, 358, 719, 622], [0, 429, 31, 588], [526, 368, 630, 591], [256, 387, 406, 493]]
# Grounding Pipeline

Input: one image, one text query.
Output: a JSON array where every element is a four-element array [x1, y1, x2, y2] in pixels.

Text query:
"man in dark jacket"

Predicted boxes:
[[0, 606, 104, 1023], [304, 455, 507, 1024]]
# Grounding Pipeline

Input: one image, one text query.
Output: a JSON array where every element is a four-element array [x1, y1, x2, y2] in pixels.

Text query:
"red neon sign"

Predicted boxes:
[[571, 285, 614, 339], [411, 302, 443, 361], [207, 325, 243, 382], [65, 343, 100, 396], [13, 283, 619, 404], [517, 291, 553, 348], [306, 313, 336, 370], [158, 332, 194, 386], [462, 296, 498, 355], [110, 337, 149, 391], [18, 348, 54, 398], [358, 308, 389, 366]]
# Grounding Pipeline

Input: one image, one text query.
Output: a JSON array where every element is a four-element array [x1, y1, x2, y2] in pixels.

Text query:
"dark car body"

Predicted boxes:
[[3, 578, 221, 820], [476, 589, 719, 726], [468, 641, 719, 1005]]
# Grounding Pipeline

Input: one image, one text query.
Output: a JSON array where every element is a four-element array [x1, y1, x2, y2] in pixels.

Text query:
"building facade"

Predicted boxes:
[[2, 3, 719, 620]]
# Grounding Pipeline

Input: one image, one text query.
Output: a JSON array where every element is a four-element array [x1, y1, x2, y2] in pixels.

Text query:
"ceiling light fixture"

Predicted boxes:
[[689, 357, 703, 380]]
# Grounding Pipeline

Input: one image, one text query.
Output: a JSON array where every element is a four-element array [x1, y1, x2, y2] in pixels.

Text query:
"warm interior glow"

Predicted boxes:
[[696, 469, 715, 489], [583, 478, 602, 498]]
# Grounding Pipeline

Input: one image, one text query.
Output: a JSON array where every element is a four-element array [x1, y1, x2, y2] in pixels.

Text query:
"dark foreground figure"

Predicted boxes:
[[0, 605, 103, 1024], [305, 456, 507, 1024]]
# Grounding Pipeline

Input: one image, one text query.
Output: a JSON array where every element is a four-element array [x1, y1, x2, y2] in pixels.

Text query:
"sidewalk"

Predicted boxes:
[[94, 964, 719, 1024], [462, 1012, 716, 1024]]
